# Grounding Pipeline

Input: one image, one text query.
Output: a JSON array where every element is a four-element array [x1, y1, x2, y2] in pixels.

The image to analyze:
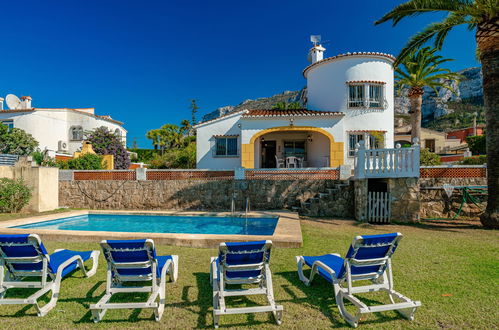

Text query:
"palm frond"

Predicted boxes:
[[375, 0, 470, 26]]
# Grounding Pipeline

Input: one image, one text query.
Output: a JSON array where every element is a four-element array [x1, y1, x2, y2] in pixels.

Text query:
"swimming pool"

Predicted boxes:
[[12, 213, 279, 236]]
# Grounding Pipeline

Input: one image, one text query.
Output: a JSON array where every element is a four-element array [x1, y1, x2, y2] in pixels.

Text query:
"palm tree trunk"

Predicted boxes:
[[409, 94, 423, 143], [479, 44, 499, 229]]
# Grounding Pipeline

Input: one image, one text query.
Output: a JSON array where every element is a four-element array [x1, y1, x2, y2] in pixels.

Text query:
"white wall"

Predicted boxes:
[[195, 112, 242, 169], [0, 109, 127, 155], [306, 55, 395, 165]]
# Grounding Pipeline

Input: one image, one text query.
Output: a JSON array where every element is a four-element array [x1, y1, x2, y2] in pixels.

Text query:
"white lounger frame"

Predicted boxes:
[[90, 240, 178, 322], [0, 239, 99, 316], [210, 241, 283, 328], [296, 237, 421, 327]]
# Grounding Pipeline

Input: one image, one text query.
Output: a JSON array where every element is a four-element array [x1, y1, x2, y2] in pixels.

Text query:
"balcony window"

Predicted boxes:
[[348, 83, 385, 109], [348, 132, 385, 156]]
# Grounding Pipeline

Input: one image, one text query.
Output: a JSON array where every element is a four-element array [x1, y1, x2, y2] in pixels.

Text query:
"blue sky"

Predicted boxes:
[[0, 0, 478, 148]]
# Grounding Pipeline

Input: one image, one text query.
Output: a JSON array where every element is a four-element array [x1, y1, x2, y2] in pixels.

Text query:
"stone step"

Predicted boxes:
[[327, 188, 339, 194], [318, 192, 329, 198]]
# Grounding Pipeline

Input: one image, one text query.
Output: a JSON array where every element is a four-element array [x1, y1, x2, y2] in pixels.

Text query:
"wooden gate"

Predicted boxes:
[[367, 191, 391, 223]]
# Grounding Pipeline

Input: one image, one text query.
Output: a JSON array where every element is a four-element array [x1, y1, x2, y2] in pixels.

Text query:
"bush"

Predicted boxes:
[[460, 155, 487, 165], [420, 148, 441, 166], [127, 148, 159, 162], [0, 125, 39, 156], [466, 134, 486, 155], [0, 178, 32, 213], [57, 153, 103, 170], [85, 127, 130, 169], [148, 143, 196, 169]]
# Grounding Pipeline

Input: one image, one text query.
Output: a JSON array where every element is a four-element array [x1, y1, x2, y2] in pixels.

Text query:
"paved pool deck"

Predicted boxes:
[[0, 210, 302, 248]]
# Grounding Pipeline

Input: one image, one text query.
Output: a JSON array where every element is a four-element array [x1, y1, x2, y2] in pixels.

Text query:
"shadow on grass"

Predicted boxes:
[[276, 270, 410, 328], [391, 219, 484, 232]]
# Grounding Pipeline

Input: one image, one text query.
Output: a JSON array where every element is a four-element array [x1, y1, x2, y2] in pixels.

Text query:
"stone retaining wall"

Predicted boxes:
[[59, 179, 354, 217]]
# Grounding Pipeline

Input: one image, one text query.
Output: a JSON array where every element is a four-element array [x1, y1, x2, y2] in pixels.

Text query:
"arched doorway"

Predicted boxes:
[[241, 126, 344, 168]]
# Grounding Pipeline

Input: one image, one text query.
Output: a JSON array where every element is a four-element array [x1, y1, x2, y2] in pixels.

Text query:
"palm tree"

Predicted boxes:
[[146, 129, 160, 150], [395, 47, 462, 142], [376, 0, 499, 229]]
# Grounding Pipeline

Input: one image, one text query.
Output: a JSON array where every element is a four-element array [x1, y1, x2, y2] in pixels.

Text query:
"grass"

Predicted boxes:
[[0, 217, 497, 329]]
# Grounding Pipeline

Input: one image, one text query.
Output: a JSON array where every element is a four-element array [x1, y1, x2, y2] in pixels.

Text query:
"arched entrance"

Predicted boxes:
[[241, 126, 344, 168]]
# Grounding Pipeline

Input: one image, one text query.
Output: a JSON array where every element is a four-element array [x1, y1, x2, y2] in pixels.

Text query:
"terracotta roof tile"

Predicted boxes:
[[242, 109, 343, 118], [346, 80, 386, 85], [303, 52, 395, 77]]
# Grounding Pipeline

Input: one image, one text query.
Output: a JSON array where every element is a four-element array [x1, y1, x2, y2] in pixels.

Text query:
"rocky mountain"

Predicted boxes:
[[394, 67, 483, 121], [202, 67, 483, 124], [202, 90, 305, 122]]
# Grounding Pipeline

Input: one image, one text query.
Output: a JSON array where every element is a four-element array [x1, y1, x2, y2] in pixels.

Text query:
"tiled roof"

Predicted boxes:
[[346, 80, 386, 85], [242, 109, 343, 118], [303, 52, 395, 77], [0, 108, 124, 126]]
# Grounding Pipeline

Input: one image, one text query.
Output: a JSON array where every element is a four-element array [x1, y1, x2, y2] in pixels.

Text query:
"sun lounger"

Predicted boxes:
[[210, 240, 283, 328], [90, 239, 178, 322], [296, 233, 421, 327], [0, 234, 99, 316]]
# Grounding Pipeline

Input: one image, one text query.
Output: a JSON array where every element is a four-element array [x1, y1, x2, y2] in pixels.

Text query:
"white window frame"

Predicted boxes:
[[214, 136, 239, 157], [347, 83, 386, 109], [69, 126, 84, 141], [348, 132, 386, 157]]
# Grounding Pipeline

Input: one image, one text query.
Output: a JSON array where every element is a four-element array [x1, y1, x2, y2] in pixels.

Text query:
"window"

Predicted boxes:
[[348, 134, 364, 156], [369, 84, 383, 108], [1, 120, 14, 131], [348, 85, 364, 108], [348, 83, 385, 108], [348, 132, 385, 156], [284, 140, 306, 159], [114, 128, 121, 137], [425, 139, 436, 152], [215, 136, 238, 156], [70, 126, 83, 141]]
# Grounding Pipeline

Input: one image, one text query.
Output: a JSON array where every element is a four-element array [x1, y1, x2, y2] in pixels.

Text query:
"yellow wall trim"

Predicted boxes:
[[242, 126, 344, 168]]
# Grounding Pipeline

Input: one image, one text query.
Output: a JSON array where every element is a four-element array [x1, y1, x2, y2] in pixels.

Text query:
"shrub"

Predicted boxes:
[[0, 178, 32, 213], [460, 155, 487, 165], [127, 148, 159, 162], [57, 153, 103, 170], [466, 134, 486, 155], [420, 148, 441, 166], [85, 127, 130, 169], [148, 143, 196, 169], [0, 125, 39, 156]]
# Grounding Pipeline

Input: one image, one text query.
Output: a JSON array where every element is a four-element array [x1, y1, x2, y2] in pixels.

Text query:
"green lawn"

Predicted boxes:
[[0, 217, 497, 329]]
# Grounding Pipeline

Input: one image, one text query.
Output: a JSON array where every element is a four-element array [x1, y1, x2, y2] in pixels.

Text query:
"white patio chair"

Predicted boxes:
[[210, 240, 283, 328], [275, 155, 285, 168], [90, 239, 178, 322], [296, 233, 421, 327], [286, 156, 298, 168], [0, 234, 99, 316]]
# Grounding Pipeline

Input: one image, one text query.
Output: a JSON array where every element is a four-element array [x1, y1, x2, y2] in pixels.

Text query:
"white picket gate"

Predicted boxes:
[[367, 191, 391, 223]]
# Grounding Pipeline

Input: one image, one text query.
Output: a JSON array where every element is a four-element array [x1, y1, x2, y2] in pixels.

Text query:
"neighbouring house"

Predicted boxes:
[[446, 125, 485, 143], [195, 43, 395, 169], [394, 124, 461, 154], [0, 95, 126, 156]]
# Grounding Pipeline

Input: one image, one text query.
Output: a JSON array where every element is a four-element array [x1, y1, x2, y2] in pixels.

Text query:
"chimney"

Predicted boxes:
[[308, 44, 326, 64], [21, 96, 32, 108], [0, 97, 3, 110]]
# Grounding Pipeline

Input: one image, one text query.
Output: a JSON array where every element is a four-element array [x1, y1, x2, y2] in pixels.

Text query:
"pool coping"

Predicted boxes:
[[0, 210, 302, 248]]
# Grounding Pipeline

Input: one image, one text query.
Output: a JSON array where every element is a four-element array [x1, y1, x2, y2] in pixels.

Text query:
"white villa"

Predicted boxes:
[[0, 95, 126, 156], [195, 43, 395, 169]]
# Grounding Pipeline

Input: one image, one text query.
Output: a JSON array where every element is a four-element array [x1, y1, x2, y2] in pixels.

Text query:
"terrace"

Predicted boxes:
[[0, 212, 495, 328]]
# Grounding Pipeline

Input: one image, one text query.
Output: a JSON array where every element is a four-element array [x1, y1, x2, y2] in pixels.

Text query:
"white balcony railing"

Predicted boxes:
[[354, 139, 420, 179]]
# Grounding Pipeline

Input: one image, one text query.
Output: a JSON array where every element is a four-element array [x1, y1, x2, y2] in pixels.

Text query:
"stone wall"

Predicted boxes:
[[59, 179, 354, 217], [420, 177, 486, 219], [389, 178, 420, 222]]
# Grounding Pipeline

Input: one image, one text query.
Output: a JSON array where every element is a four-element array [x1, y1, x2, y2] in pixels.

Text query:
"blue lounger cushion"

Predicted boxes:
[[217, 241, 270, 279], [49, 250, 93, 278], [303, 254, 345, 282], [103, 239, 173, 278]]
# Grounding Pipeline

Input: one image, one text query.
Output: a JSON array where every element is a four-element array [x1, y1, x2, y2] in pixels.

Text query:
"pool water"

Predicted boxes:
[[13, 214, 279, 236]]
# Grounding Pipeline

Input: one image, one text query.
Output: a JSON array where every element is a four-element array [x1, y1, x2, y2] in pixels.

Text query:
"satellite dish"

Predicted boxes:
[[310, 35, 321, 46], [5, 94, 21, 110]]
